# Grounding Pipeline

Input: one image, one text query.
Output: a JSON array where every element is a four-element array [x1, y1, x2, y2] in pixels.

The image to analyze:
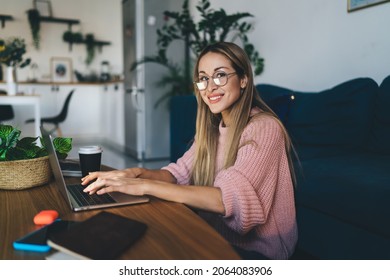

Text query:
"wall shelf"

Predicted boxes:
[[93, 40, 111, 52], [39, 16, 80, 30], [66, 40, 111, 52], [0, 14, 13, 28]]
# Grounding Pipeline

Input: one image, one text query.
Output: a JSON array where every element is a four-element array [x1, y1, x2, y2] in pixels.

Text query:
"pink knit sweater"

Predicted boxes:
[[162, 109, 298, 259]]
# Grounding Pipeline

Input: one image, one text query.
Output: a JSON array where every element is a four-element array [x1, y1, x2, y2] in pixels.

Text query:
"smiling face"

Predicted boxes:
[[197, 52, 247, 124]]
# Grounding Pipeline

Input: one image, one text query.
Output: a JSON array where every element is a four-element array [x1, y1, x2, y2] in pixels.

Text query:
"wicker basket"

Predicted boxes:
[[0, 156, 52, 190]]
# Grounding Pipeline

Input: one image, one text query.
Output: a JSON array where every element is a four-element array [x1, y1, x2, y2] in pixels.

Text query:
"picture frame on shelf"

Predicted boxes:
[[50, 57, 73, 83], [34, 0, 53, 17], [348, 0, 390, 12]]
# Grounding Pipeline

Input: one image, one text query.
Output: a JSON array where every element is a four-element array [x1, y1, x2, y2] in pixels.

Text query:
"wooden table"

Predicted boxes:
[[0, 94, 41, 137], [0, 173, 240, 260]]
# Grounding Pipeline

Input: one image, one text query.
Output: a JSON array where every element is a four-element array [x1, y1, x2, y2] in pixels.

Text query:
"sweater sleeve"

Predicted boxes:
[[161, 143, 195, 185], [215, 116, 288, 235]]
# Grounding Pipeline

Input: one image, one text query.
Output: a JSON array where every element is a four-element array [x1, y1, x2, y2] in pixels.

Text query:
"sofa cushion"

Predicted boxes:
[[295, 153, 390, 238], [170, 95, 197, 162], [288, 78, 377, 160], [296, 206, 390, 259], [258, 78, 378, 160], [368, 75, 390, 154], [256, 84, 295, 126]]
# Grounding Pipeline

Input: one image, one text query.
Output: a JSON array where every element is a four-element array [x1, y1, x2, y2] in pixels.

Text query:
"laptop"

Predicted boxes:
[[41, 126, 150, 212], [59, 159, 82, 177]]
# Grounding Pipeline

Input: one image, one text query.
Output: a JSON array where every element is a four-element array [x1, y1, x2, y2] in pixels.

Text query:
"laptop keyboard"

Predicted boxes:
[[67, 184, 115, 206]]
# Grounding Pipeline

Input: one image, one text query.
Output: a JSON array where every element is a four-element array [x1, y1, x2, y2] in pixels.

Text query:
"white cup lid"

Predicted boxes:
[[78, 145, 103, 154]]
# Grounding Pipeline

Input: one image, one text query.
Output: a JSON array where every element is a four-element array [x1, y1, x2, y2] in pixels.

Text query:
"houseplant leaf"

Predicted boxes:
[[53, 137, 72, 159], [0, 124, 72, 161], [0, 125, 21, 160]]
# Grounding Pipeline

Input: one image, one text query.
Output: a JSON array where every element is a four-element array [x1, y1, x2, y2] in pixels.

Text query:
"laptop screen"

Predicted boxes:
[[40, 126, 150, 212], [40, 126, 73, 205]]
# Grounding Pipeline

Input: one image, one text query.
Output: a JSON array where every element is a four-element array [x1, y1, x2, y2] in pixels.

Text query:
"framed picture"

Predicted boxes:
[[34, 0, 53, 17], [348, 0, 390, 12], [50, 57, 73, 83]]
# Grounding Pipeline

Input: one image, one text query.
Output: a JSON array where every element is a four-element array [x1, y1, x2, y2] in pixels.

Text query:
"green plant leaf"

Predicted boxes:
[[16, 136, 39, 148], [53, 137, 72, 155], [56, 152, 68, 160], [5, 136, 42, 160], [6, 147, 29, 161], [0, 125, 20, 145], [0, 124, 72, 161], [0, 125, 21, 160]]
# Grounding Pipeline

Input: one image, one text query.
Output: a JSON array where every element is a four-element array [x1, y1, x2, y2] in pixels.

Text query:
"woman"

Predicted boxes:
[[82, 42, 298, 260]]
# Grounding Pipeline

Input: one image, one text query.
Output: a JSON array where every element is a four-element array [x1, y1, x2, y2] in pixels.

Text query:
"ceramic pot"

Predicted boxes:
[[6, 66, 18, 95]]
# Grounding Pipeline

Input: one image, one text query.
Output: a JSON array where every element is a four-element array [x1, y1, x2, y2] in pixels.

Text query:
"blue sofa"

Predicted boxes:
[[170, 76, 390, 259], [257, 76, 390, 259]]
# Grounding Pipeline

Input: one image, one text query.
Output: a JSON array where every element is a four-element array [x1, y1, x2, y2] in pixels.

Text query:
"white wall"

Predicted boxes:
[[0, 0, 123, 82], [2, 0, 389, 91], [190, 0, 390, 91]]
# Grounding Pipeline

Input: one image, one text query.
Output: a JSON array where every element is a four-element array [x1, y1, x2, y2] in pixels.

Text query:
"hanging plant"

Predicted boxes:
[[84, 33, 95, 65], [62, 31, 97, 65], [62, 31, 83, 51], [62, 31, 83, 43], [27, 9, 41, 50]]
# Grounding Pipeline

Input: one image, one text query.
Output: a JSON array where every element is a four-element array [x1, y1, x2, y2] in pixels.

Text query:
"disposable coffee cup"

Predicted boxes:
[[78, 146, 103, 177]]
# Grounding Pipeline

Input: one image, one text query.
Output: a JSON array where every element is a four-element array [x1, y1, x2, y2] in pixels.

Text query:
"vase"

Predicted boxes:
[[6, 66, 18, 96]]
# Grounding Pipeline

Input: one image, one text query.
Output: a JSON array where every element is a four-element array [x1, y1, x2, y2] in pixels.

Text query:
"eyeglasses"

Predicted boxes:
[[194, 71, 237, 91]]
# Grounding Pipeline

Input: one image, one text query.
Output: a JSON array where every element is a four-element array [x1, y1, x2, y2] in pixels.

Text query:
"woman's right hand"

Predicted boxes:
[[80, 167, 143, 186]]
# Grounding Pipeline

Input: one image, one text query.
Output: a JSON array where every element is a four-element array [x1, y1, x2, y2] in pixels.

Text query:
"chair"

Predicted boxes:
[[0, 105, 15, 123], [25, 89, 75, 136], [0, 90, 15, 123]]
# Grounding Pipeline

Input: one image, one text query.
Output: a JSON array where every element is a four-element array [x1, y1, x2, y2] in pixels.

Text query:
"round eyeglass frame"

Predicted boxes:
[[194, 71, 237, 91]]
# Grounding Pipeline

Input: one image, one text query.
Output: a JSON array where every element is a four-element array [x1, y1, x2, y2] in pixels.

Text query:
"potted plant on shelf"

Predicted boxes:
[[62, 31, 97, 65], [62, 30, 84, 52], [131, 0, 264, 107], [0, 37, 31, 95], [0, 125, 72, 190]]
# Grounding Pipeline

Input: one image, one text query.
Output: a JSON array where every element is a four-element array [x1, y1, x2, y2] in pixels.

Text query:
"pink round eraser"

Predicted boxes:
[[33, 210, 59, 225]]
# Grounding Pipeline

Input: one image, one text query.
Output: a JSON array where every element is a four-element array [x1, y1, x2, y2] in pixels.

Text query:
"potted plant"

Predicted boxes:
[[0, 37, 31, 67], [131, 0, 264, 107], [0, 37, 31, 95], [0, 124, 72, 190], [62, 31, 97, 65]]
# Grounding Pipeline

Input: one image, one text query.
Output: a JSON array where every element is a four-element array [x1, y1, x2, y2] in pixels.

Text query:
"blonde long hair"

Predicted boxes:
[[190, 42, 295, 187]]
